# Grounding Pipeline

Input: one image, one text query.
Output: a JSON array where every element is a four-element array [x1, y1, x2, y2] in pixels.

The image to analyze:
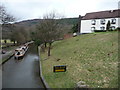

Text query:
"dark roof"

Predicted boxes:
[[82, 9, 120, 20]]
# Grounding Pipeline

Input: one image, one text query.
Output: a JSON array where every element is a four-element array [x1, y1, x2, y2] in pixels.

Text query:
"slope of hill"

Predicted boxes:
[[59, 18, 79, 25], [15, 19, 41, 27], [2, 17, 79, 39], [15, 17, 79, 27], [40, 31, 118, 88]]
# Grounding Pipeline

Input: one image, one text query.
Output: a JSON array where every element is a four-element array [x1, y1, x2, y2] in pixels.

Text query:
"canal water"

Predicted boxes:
[[2, 44, 44, 88]]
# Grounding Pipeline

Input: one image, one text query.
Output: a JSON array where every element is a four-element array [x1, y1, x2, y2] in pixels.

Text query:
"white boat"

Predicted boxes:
[[14, 45, 28, 59]]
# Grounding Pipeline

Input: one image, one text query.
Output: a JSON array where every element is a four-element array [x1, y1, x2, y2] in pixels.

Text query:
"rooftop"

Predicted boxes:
[[82, 9, 120, 20]]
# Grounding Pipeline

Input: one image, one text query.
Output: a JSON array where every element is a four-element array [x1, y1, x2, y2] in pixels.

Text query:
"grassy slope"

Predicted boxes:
[[40, 31, 118, 88]]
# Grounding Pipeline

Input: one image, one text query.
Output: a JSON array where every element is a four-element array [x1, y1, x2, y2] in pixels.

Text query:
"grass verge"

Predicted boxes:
[[40, 31, 118, 88]]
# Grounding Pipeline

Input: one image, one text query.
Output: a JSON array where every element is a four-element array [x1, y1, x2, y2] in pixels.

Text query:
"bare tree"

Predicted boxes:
[[36, 12, 64, 56], [0, 5, 16, 43], [10, 25, 31, 44], [0, 5, 15, 24]]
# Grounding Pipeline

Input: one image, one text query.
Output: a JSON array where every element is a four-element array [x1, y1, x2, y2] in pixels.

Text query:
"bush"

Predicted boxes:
[[72, 24, 78, 33], [116, 27, 120, 31], [108, 29, 114, 31], [94, 30, 106, 32], [34, 39, 42, 46]]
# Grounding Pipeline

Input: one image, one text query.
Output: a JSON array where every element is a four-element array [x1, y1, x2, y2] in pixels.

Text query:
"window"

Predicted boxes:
[[100, 19, 106, 25], [110, 26, 116, 30], [91, 27, 96, 31], [91, 20, 96, 25], [100, 26, 105, 30], [111, 18, 116, 24]]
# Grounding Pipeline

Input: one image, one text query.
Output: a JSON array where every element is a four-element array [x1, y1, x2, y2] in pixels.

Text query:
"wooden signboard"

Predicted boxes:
[[53, 65, 66, 72]]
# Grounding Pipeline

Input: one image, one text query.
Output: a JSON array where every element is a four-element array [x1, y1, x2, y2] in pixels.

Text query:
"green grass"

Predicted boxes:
[[1, 39, 17, 44], [1, 39, 17, 48], [40, 31, 118, 88], [1, 39, 12, 43]]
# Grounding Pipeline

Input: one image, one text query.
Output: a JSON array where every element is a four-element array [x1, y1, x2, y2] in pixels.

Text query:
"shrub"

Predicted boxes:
[[94, 30, 106, 32]]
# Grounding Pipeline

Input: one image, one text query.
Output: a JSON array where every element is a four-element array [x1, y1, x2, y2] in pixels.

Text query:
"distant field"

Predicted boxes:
[[1, 39, 13, 43], [1, 39, 17, 48], [40, 31, 118, 88]]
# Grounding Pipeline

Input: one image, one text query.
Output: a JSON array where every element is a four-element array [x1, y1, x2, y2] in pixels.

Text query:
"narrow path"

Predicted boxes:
[[2, 45, 44, 88]]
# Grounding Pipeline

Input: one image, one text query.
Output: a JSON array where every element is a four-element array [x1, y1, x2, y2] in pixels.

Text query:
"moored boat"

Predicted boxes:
[[14, 45, 28, 59]]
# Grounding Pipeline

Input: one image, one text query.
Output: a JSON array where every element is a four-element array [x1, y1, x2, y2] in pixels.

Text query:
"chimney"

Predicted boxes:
[[78, 15, 81, 33]]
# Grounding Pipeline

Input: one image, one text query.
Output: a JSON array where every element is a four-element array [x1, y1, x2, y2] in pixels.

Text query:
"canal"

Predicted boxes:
[[2, 44, 45, 88]]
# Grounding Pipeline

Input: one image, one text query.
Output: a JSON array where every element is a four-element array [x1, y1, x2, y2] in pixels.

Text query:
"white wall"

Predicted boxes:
[[81, 20, 92, 33], [80, 18, 120, 33]]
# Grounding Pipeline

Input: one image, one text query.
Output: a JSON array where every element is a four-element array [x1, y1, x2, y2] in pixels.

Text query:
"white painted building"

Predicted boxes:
[[79, 9, 120, 33]]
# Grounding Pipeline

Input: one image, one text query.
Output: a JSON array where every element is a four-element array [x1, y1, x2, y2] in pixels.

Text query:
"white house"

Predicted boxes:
[[79, 9, 120, 33]]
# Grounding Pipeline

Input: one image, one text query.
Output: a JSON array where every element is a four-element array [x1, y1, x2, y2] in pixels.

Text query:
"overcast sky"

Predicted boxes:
[[1, 0, 120, 21]]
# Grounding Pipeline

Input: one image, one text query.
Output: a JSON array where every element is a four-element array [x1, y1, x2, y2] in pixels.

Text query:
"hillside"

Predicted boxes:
[[15, 19, 41, 27], [2, 17, 79, 39], [40, 31, 118, 88], [15, 17, 79, 27]]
